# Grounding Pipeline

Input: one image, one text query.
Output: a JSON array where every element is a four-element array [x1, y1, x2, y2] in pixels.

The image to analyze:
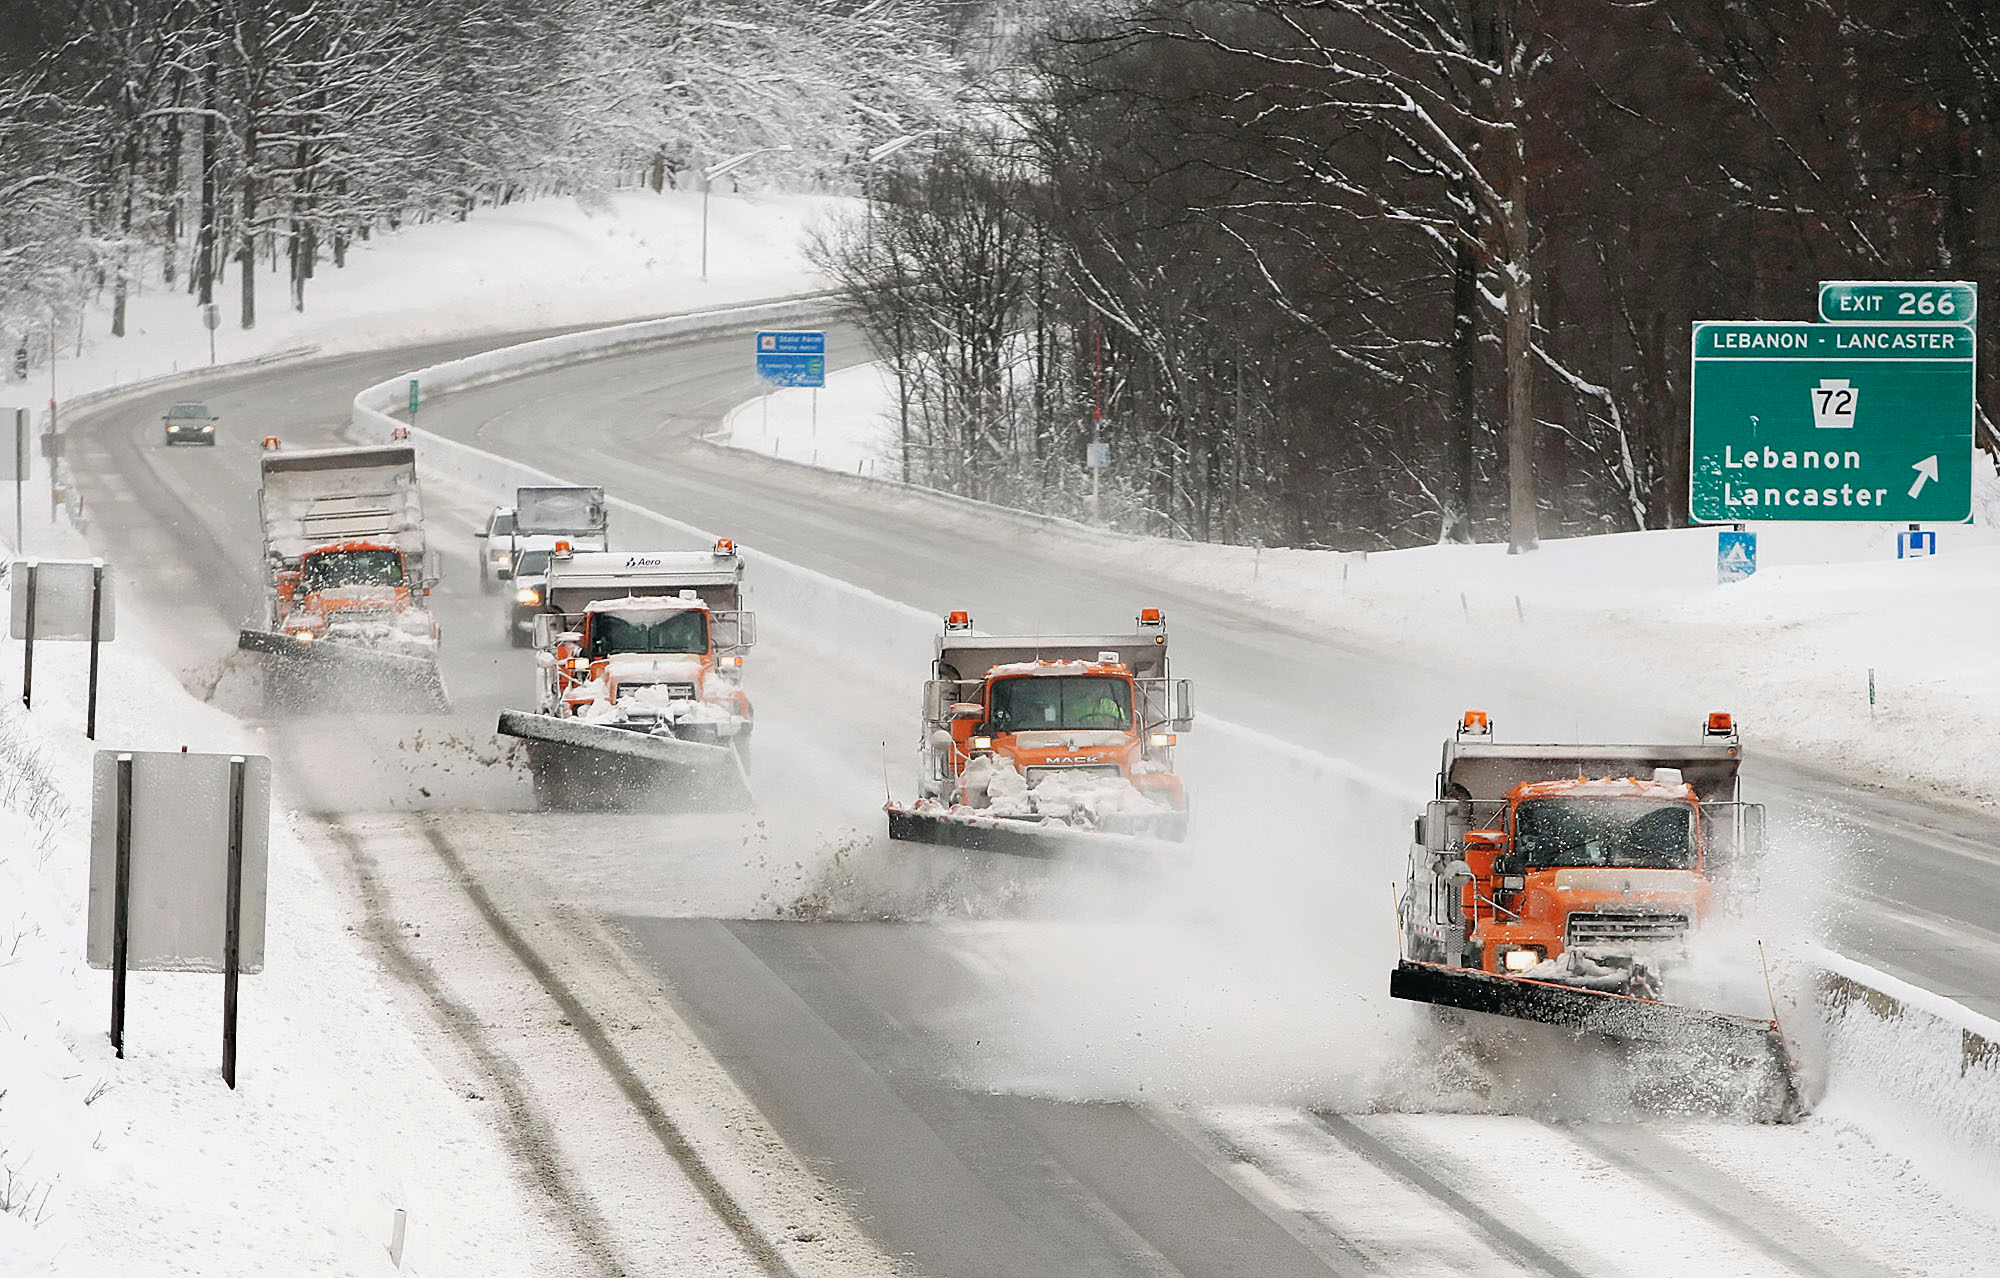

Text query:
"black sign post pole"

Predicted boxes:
[[85, 562, 103, 739], [222, 756, 246, 1089], [21, 560, 37, 708], [111, 752, 134, 1058]]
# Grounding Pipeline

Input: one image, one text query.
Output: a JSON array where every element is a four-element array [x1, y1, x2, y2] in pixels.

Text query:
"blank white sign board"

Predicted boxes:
[[88, 752, 269, 972], [9, 559, 115, 641]]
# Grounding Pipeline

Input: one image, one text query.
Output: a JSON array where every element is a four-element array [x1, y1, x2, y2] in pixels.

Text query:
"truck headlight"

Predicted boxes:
[[970, 736, 992, 751], [1502, 947, 1543, 973], [494, 553, 512, 568], [515, 587, 541, 605], [1150, 732, 1177, 748]]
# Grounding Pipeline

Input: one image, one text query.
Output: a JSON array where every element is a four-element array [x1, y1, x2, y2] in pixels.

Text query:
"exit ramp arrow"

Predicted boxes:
[[1909, 455, 1940, 499]]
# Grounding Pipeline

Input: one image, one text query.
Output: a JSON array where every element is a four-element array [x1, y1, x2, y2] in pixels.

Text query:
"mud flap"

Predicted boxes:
[[236, 628, 450, 712], [1390, 960, 1802, 1121], [884, 803, 1160, 860], [497, 709, 752, 811]]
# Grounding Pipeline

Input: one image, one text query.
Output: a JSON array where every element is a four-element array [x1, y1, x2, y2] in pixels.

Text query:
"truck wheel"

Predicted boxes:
[[480, 559, 496, 595]]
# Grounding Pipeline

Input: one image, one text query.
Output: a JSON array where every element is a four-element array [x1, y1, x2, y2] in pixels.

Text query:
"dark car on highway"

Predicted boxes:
[[163, 401, 218, 445]]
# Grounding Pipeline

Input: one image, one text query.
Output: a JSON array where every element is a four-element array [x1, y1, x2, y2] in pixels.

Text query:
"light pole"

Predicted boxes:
[[700, 147, 792, 282], [862, 131, 930, 238]]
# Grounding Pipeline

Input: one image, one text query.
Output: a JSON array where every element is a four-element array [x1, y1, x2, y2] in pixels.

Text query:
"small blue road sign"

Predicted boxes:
[[1897, 527, 1937, 559], [1717, 529, 1757, 584], [755, 331, 826, 387]]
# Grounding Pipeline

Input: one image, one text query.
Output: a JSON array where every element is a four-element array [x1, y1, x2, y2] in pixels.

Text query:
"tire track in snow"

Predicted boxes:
[[323, 817, 630, 1278], [1309, 1112, 1590, 1278], [414, 817, 803, 1278], [1146, 1109, 1385, 1276]]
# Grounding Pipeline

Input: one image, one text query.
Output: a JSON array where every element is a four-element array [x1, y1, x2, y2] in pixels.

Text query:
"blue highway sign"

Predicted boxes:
[[755, 330, 826, 388]]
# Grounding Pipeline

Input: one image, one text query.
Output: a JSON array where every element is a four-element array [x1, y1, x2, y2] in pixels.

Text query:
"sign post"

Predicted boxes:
[[1688, 322, 1974, 524], [754, 331, 826, 387], [90, 750, 271, 1086], [111, 753, 133, 1057], [222, 755, 248, 1088], [86, 561, 104, 738], [20, 561, 36, 707]]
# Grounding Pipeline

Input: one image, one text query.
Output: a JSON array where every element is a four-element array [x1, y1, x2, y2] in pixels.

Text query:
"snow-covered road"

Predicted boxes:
[[54, 320, 2000, 1274]]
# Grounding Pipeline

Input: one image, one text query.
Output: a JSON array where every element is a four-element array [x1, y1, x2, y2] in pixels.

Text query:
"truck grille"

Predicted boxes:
[[621, 682, 695, 700], [1567, 911, 1689, 948], [1024, 764, 1122, 785]]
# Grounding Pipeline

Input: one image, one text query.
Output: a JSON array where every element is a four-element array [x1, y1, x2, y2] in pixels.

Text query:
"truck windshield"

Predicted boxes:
[[1514, 797, 1695, 870], [988, 676, 1132, 731], [514, 550, 550, 577], [301, 549, 404, 590], [587, 609, 707, 657]]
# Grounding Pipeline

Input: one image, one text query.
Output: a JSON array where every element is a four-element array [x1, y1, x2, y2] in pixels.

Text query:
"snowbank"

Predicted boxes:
[[1811, 948, 2000, 1221], [0, 577, 568, 1274], [718, 362, 901, 478]]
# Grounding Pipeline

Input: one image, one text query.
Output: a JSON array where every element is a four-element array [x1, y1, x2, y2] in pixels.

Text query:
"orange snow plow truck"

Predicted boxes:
[[885, 607, 1194, 856], [1393, 711, 1798, 1113], [497, 542, 754, 810], [236, 443, 446, 709]]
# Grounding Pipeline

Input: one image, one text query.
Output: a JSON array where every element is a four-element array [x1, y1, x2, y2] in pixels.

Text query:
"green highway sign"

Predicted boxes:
[[1819, 280, 1976, 325], [1689, 322, 1974, 523]]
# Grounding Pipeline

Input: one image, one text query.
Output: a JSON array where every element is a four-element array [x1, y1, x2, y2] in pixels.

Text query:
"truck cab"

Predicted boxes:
[[916, 609, 1193, 836], [277, 540, 437, 649], [1403, 712, 1763, 995], [530, 543, 754, 750]]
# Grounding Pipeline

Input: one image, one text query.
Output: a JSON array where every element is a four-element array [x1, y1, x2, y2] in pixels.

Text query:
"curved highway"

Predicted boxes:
[[60, 317, 2000, 1275]]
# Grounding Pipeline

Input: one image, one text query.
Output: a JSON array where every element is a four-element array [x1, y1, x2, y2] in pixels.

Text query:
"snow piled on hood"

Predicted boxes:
[[584, 596, 709, 621], [988, 659, 1116, 676], [957, 754, 1159, 828]]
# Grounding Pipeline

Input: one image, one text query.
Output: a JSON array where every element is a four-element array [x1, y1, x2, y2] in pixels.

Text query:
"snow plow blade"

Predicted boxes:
[[497, 709, 751, 811], [1391, 960, 1775, 1048], [884, 803, 1163, 860], [1390, 959, 1800, 1117], [236, 628, 449, 711]]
